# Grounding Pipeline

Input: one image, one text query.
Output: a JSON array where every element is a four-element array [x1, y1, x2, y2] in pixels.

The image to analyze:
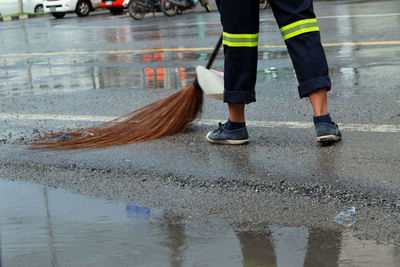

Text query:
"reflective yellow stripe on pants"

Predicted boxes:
[[280, 18, 320, 40], [222, 32, 259, 47]]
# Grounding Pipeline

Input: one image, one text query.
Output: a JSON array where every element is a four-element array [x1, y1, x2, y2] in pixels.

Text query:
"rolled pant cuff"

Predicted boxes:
[[298, 76, 331, 98], [224, 91, 256, 104]]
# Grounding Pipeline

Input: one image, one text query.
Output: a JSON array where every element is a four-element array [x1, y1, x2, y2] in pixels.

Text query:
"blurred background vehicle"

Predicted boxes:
[[127, 0, 168, 20], [43, 0, 101, 18], [260, 0, 270, 10], [101, 0, 129, 15], [161, 0, 211, 15], [0, 0, 44, 15]]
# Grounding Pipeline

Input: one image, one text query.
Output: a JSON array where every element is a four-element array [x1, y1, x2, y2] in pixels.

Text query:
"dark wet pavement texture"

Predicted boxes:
[[1, 179, 399, 267], [0, 1, 399, 195], [0, 1, 399, 263], [0, 0, 399, 185]]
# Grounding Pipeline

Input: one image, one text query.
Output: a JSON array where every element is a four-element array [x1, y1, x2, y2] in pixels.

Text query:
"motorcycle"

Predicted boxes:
[[161, 0, 211, 16], [128, 0, 177, 20]]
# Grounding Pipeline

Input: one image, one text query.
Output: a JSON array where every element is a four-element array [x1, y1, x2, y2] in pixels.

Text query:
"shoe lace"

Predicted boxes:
[[214, 122, 225, 133]]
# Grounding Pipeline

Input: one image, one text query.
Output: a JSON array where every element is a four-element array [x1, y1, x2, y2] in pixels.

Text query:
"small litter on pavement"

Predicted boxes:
[[56, 134, 72, 142], [333, 207, 356, 227]]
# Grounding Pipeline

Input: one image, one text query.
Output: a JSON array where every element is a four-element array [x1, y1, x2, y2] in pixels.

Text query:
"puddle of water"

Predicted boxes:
[[1, 179, 399, 267], [0, 51, 215, 97], [2, 45, 399, 98], [0, 63, 197, 97]]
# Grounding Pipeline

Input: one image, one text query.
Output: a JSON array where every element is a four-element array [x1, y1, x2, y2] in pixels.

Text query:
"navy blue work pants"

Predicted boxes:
[[216, 0, 331, 104]]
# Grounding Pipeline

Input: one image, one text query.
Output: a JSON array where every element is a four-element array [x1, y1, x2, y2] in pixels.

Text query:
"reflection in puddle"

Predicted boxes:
[[258, 67, 295, 82], [0, 49, 295, 98], [103, 26, 221, 43], [1, 46, 399, 98], [0, 61, 196, 97], [0, 48, 293, 97], [1, 179, 399, 267], [0, 51, 215, 97]]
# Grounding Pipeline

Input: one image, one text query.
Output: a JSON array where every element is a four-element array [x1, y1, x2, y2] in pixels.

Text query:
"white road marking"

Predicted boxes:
[[318, 13, 400, 19], [198, 119, 400, 133], [0, 113, 399, 133], [0, 113, 114, 122]]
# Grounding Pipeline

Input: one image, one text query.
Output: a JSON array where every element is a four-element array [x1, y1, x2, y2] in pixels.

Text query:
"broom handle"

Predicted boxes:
[[206, 35, 223, 69], [193, 35, 222, 90]]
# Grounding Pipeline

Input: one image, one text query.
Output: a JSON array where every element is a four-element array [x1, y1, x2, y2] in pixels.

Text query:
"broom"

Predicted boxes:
[[31, 36, 223, 150]]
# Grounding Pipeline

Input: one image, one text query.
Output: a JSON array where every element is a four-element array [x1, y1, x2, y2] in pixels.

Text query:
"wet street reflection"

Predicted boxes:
[[1, 44, 399, 98], [0, 53, 205, 97], [1, 2, 400, 100], [3, 53, 399, 99], [1, 179, 399, 267]]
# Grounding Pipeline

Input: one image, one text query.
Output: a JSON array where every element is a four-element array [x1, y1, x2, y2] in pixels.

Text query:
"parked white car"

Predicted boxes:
[[43, 0, 101, 18], [0, 0, 44, 15]]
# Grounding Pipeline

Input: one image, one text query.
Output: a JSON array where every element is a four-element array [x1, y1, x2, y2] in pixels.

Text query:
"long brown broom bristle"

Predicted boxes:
[[31, 84, 203, 150]]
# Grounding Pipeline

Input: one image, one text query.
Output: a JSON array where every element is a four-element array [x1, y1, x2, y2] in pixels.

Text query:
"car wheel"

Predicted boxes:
[[76, 0, 90, 17], [52, 12, 66, 19], [110, 7, 124, 15], [34, 4, 44, 13]]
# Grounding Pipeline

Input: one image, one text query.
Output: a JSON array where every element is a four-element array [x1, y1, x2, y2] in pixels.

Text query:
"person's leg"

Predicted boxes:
[[269, 0, 341, 143], [206, 0, 259, 144], [219, 0, 259, 106], [309, 89, 328, 116], [228, 103, 245, 122], [269, 0, 331, 98]]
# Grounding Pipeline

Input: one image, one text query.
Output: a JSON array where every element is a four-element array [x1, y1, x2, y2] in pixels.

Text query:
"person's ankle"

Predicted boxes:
[[225, 119, 246, 130], [313, 113, 332, 125]]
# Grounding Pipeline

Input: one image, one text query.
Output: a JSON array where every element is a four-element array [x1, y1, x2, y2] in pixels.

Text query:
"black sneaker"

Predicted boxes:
[[206, 122, 249, 145], [315, 122, 342, 143]]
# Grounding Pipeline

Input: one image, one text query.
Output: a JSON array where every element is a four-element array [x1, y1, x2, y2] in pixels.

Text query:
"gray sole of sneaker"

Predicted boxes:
[[317, 135, 342, 143], [206, 132, 249, 145]]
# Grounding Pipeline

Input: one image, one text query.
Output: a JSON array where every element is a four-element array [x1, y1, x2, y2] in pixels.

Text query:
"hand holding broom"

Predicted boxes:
[[31, 36, 223, 150]]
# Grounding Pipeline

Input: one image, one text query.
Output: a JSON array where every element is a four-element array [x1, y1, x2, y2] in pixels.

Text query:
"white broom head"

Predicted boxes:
[[196, 66, 224, 100]]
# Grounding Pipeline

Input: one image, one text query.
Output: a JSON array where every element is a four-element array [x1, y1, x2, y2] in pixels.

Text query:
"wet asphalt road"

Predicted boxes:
[[2, 179, 400, 267], [0, 0, 399, 242]]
